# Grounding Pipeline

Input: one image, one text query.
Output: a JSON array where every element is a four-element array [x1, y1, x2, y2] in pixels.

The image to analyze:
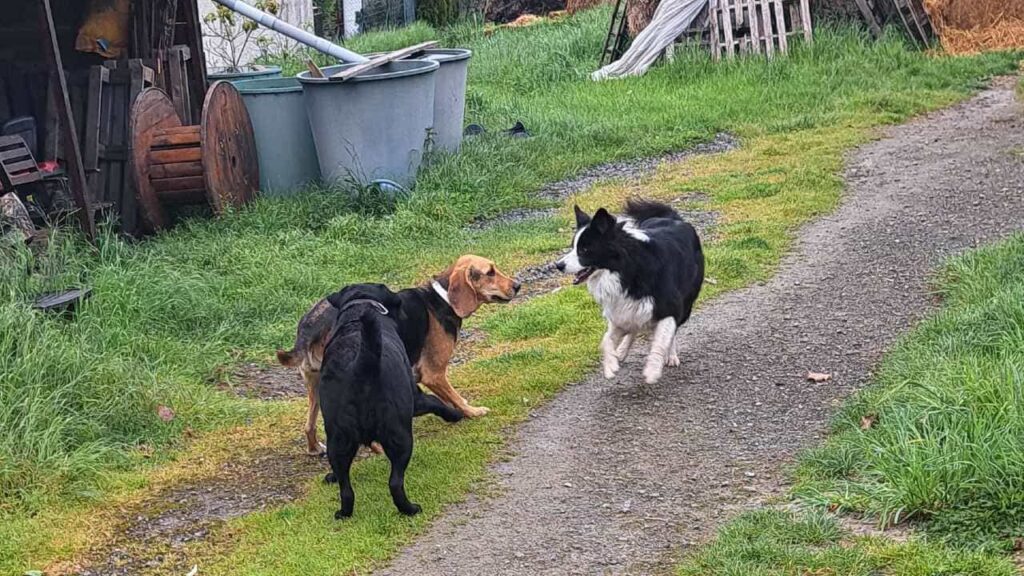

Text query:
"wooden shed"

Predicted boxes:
[[0, 0, 209, 239]]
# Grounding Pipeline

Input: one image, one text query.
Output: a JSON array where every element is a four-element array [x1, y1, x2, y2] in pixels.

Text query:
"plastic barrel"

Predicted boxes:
[[235, 77, 320, 194], [297, 60, 438, 187], [366, 49, 472, 152], [208, 66, 283, 84]]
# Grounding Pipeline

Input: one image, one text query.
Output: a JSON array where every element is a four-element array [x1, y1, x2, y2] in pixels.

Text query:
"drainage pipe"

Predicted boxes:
[[211, 0, 369, 63]]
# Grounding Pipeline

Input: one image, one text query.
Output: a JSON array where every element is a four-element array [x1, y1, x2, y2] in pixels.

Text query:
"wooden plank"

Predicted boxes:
[[157, 187, 206, 204], [39, 0, 95, 239], [83, 66, 107, 202], [5, 159, 41, 174], [328, 41, 438, 80], [709, 0, 722, 60], [181, 0, 208, 122], [151, 175, 204, 192], [150, 160, 203, 179], [306, 59, 325, 79], [149, 146, 201, 164], [720, 0, 735, 58], [44, 71, 61, 160], [799, 0, 812, 42], [759, 0, 774, 57], [169, 46, 191, 124], [0, 147, 33, 161], [746, 0, 762, 54], [854, 0, 882, 37], [772, 0, 788, 53], [152, 127, 201, 147]]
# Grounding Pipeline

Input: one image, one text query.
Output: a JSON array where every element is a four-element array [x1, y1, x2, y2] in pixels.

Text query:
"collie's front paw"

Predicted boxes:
[[665, 354, 680, 367], [643, 362, 663, 384], [603, 357, 620, 379]]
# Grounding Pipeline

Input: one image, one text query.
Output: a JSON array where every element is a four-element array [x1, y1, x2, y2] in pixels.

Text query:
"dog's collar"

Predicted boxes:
[[340, 299, 388, 315], [431, 281, 451, 306]]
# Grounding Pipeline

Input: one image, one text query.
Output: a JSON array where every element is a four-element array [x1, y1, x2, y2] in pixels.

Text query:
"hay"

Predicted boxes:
[[923, 0, 1024, 54], [566, 0, 608, 14]]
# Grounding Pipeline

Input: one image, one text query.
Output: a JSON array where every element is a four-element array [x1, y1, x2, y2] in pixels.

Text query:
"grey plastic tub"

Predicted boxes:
[[367, 49, 472, 152], [235, 77, 320, 194], [297, 60, 439, 187], [420, 49, 471, 152], [208, 65, 282, 84]]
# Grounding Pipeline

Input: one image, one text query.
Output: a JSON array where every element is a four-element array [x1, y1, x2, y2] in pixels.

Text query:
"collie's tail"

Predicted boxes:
[[624, 198, 681, 224]]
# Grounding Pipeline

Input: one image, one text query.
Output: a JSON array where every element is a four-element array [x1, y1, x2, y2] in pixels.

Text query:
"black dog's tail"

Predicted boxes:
[[354, 311, 383, 377], [624, 198, 681, 224]]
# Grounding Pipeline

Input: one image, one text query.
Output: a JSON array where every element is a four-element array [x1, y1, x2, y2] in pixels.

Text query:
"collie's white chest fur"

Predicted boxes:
[[586, 270, 654, 332]]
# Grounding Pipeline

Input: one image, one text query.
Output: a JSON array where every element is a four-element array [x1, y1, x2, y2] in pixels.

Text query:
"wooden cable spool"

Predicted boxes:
[[131, 81, 258, 231]]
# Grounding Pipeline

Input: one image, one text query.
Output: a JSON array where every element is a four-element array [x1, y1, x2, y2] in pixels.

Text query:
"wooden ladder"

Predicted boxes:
[[600, 0, 630, 67]]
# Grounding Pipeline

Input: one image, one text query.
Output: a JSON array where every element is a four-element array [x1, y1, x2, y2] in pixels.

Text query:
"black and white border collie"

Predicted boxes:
[[556, 199, 704, 384]]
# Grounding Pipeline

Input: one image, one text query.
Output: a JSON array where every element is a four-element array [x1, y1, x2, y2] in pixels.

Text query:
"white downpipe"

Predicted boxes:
[[211, 0, 370, 63]]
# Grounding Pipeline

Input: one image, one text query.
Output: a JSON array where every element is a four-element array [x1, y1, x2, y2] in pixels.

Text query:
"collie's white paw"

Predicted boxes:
[[643, 362, 663, 384], [665, 354, 680, 367], [603, 357, 620, 379]]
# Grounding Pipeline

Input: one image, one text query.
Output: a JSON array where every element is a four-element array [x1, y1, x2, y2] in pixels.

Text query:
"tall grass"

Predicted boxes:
[[797, 235, 1024, 550], [0, 10, 1017, 512]]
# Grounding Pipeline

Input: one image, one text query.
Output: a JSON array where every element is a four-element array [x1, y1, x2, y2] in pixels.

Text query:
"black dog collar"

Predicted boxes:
[[340, 299, 389, 316]]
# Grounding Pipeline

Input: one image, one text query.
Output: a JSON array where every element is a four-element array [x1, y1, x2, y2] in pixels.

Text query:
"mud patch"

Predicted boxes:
[[73, 446, 327, 576], [222, 363, 302, 400]]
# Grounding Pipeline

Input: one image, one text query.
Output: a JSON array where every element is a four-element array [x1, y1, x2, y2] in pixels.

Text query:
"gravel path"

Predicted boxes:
[[375, 79, 1024, 575]]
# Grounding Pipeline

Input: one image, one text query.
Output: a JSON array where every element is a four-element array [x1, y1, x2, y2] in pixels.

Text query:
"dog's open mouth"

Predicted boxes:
[[573, 267, 595, 285]]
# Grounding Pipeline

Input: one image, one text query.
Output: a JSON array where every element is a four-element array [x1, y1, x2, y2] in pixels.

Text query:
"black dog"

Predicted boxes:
[[319, 286, 462, 518], [556, 199, 704, 384]]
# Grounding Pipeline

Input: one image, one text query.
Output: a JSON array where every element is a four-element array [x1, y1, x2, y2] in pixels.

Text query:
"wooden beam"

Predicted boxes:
[[854, 0, 882, 37], [328, 42, 439, 80], [39, 0, 95, 240]]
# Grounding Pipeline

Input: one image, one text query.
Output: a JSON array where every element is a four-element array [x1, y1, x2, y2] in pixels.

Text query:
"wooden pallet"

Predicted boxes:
[[709, 0, 811, 60], [890, 0, 934, 47]]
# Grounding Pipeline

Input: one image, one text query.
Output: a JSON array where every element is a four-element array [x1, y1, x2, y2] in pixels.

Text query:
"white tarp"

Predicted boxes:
[[592, 0, 708, 81]]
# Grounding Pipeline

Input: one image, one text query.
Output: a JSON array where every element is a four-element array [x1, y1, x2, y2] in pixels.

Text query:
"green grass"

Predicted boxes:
[[795, 234, 1024, 551], [0, 9, 1020, 574], [677, 509, 1016, 576]]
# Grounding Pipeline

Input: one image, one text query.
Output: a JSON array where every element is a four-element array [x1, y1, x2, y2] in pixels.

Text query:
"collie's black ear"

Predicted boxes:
[[574, 205, 591, 228], [592, 208, 615, 235]]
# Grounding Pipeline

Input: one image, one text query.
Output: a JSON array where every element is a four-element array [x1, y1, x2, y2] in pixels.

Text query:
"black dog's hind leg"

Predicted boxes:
[[381, 433, 421, 516], [327, 435, 359, 519], [414, 387, 464, 423]]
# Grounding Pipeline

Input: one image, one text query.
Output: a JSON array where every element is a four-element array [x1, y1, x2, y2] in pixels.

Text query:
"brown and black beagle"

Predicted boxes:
[[277, 255, 521, 455]]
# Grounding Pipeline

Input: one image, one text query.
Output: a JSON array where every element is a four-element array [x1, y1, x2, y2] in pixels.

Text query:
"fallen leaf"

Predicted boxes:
[[807, 371, 832, 383], [860, 414, 877, 430], [827, 502, 839, 512], [157, 405, 175, 422], [1013, 537, 1024, 551], [187, 566, 199, 576], [704, 277, 718, 285]]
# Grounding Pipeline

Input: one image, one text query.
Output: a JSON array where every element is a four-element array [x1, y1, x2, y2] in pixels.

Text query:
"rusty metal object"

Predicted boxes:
[[130, 82, 258, 231]]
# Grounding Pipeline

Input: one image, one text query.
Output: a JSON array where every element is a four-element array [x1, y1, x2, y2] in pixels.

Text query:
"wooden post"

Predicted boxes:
[[39, 0, 95, 239], [182, 0, 208, 122], [799, 0, 812, 42]]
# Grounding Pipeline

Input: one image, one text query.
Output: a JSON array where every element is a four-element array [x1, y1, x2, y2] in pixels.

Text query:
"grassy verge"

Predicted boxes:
[[1, 9, 1019, 574], [677, 235, 1024, 575], [678, 509, 1016, 576], [795, 235, 1024, 551]]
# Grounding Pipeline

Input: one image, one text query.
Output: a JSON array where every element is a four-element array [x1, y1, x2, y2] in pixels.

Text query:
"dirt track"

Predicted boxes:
[[375, 78, 1024, 575]]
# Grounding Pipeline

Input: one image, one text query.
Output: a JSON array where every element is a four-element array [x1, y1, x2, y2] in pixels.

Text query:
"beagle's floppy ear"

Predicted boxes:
[[447, 264, 481, 318]]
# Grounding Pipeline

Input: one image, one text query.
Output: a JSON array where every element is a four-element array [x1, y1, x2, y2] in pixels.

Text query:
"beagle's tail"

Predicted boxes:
[[276, 348, 301, 367]]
